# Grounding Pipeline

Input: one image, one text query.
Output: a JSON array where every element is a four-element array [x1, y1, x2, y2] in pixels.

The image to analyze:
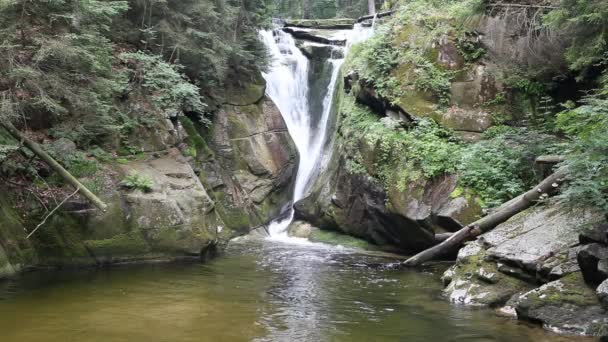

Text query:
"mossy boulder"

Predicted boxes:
[[515, 273, 608, 336]]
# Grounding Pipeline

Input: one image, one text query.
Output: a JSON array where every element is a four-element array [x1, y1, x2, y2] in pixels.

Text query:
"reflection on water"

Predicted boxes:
[[0, 240, 592, 342]]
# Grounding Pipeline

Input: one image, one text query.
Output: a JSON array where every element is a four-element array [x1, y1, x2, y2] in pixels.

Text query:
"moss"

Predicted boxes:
[[523, 273, 598, 307], [85, 233, 150, 257], [309, 229, 378, 250]]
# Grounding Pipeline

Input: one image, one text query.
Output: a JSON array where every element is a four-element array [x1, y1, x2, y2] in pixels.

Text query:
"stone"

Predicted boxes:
[[288, 220, 314, 239], [580, 222, 608, 245], [598, 279, 608, 310], [284, 18, 355, 29], [440, 106, 492, 133], [482, 204, 603, 274], [514, 273, 608, 336], [51, 138, 77, 155], [578, 243, 608, 285]]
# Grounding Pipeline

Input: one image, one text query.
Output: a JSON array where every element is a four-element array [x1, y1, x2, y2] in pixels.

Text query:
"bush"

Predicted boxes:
[[120, 171, 154, 192], [556, 84, 608, 211], [458, 126, 560, 208]]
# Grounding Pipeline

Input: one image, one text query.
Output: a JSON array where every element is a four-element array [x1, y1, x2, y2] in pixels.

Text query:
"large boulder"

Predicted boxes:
[[578, 243, 608, 285], [515, 273, 608, 336], [443, 203, 604, 306], [598, 279, 608, 310], [195, 82, 298, 232]]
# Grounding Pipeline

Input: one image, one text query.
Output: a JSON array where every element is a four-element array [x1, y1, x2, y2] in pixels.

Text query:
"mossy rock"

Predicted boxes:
[[309, 229, 378, 250], [515, 272, 608, 336], [85, 233, 151, 259]]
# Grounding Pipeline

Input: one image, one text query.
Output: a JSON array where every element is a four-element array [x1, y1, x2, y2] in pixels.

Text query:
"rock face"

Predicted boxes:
[[0, 79, 299, 277], [442, 202, 608, 335], [197, 84, 299, 233]]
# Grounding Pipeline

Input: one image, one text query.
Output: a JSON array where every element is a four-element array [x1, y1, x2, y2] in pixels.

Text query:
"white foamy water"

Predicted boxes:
[[260, 23, 374, 241]]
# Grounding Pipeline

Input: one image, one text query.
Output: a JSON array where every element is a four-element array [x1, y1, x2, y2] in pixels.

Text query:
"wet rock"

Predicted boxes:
[[288, 220, 314, 239], [443, 241, 533, 307], [598, 279, 608, 310], [514, 273, 608, 336], [295, 161, 436, 252], [578, 243, 608, 285]]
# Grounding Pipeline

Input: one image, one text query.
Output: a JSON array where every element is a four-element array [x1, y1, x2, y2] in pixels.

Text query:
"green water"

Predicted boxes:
[[0, 239, 591, 342]]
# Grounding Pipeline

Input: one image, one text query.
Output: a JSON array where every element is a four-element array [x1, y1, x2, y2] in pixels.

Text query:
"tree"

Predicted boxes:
[[368, 0, 376, 15], [303, 0, 312, 18]]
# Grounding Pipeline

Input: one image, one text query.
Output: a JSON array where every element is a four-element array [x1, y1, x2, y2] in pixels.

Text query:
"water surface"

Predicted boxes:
[[0, 240, 590, 342]]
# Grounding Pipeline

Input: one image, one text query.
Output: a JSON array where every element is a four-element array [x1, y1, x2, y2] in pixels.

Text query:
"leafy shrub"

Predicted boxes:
[[458, 126, 559, 208], [121, 52, 207, 120], [556, 85, 608, 211], [341, 95, 461, 191], [120, 171, 154, 192]]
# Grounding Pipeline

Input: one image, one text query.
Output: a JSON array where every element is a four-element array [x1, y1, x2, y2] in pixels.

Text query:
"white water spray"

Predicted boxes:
[[260, 23, 374, 240]]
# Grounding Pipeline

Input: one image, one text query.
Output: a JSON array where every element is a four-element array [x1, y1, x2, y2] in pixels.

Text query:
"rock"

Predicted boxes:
[[282, 28, 346, 46], [288, 220, 314, 238], [514, 273, 608, 336], [580, 222, 608, 245], [51, 138, 77, 155], [284, 18, 355, 29], [578, 243, 608, 285], [598, 279, 608, 310], [443, 241, 533, 306], [200, 94, 299, 232], [443, 203, 604, 308], [481, 204, 603, 274], [436, 35, 465, 70], [440, 106, 492, 133]]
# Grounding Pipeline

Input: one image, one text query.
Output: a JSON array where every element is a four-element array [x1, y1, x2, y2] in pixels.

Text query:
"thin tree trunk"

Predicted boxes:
[[303, 0, 312, 19], [403, 167, 569, 267], [368, 0, 376, 15], [1, 122, 108, 212]]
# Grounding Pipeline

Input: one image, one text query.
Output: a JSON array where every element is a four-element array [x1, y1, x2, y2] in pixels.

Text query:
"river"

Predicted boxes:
[[0, 239, 587, 342]]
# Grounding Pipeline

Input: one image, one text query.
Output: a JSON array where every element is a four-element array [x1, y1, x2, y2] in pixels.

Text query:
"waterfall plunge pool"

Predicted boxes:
[[0, 239, 590, 342]]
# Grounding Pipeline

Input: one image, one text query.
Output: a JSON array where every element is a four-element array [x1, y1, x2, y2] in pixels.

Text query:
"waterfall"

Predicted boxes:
[[260, 24, 372, 241]]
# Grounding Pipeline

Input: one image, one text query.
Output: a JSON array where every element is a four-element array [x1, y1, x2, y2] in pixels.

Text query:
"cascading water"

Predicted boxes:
[[260, 23, 373, 241]]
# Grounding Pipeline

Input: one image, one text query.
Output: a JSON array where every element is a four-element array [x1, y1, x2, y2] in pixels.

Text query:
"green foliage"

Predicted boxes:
[[341, 95, 461, 191], [121, 51, 207, 118], [121, 171, 154, 192], [458, 126, 559, 208], [345, 0, 485, 105], [455, 34, 486, 63], [556, 85, 608, 211], [544, 0, 608, 72]]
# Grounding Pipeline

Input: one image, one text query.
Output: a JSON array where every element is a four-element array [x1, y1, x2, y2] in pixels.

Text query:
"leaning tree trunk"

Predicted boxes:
[[402, 167, 569, 267], [367, 0, 376, 15], [1, 121, 108, 212]]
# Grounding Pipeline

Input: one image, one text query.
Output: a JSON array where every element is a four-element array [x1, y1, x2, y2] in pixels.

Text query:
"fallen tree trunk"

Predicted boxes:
[[403, 167, 569, 267], [282, 28, 346, 46], [1, 122, 108, 212], [356, 10, 395, 23]]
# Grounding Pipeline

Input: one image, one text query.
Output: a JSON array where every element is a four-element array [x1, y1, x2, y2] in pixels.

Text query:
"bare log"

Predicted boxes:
[[434, 232, 453, 243], [1, 122, 108, 212], [356, 10, 395, 23], [403, 167, 569, 267], [535, 155, 565, 164]]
